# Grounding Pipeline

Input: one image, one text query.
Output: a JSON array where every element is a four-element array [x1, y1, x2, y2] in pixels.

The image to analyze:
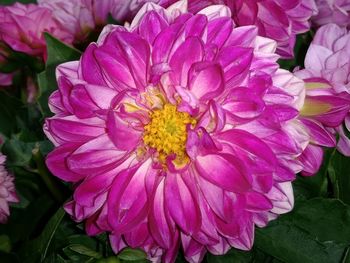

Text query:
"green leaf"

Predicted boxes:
[[38, 33, 81, 117], [293, 148, 333, 201], [37, 207, 66, 261], [207, 248, 253, 263], [328, 151, 350, 205], [96, 256, 120, 263], [118, 248, 147, 261], [67, 244, 102, 259], [255, 198, 350, 263], [0, 91, 22, 136], [0, 235, 12, 253], [1, 139, 34, 167], [44, 33, 81, 68]]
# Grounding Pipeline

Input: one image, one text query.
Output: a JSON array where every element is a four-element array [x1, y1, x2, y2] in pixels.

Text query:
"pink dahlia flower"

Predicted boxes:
[[37, 0, 112, 43], [312, 0, 350, 28], [0, 153, 19, 224], [295, 24, 350, 167], [45, 2, 308, 262], [185, 0, 318, 58], [0, 3, 73, 60]]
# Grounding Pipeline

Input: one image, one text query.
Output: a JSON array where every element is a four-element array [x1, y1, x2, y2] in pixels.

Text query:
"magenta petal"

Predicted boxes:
[[217, 129, 277, 169], [107, 111, 142, 151], [196, 153, 251, 193], [67, 134, 127, 175], [149, 178, 175, 249], [108, 159, 156, 233], [138, 10, 169, 44], [165, 172, 201, 235], [169, 37, 204, 87], [223, 87, 265, 120], [216, 46, 253, 87], [245, 192, 273, 212], [189, 62, 225, 101], [207, 17, 233, 49], [80, 44, 107, 86], [301, 118, 336, 147], [228, 219, 254, 250], [109, 234, 127, 254], [46, 116, 104, 144], [181, 234, 206, 263], [46, 143, 84, 182], [299, 144, 324, 176], [103, 31, 150, 90]]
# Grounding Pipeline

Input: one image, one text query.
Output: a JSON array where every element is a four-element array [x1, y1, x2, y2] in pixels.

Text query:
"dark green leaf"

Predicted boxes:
[[328, 151, 350, 205], [38, 33, 81, 117], [1, 139, 34, 167], [0, 91, 22, 136], [207, 248, 253, 263], [67, 244, 102, 259], [44, 33, 81, 68], [255, 198, 350, 263], [37, 207, 66, 261], [293, 148, 333, 201], [0, 235, 12, 253], [118, 248, 147, 261]]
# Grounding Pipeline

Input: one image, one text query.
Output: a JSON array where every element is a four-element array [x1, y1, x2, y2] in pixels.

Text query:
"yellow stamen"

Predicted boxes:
[[143, 104, 195, 164]]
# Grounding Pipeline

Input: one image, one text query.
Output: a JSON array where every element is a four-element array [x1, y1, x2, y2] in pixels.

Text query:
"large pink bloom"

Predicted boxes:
[[45, 2, 308, 262], [294, 24, 350, 171], [0, 153, 19, 224], [186, 0, 318, 58], [0, 3, 73, 60], [312, 0, 350, 28]]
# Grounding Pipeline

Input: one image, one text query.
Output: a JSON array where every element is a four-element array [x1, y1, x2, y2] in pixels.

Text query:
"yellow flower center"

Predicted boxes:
[[143, 104, 195, 163]]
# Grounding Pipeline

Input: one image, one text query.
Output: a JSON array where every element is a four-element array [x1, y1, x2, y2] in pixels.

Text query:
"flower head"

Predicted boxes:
[[294, 24, 350, 162], [45, 2, 308, 262], [312, 0, 350, 28], [0, 3, 73, 59], [0, 153, 19, 224]]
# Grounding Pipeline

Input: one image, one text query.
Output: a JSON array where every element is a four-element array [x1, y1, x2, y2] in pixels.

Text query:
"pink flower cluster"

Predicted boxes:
[[44, 2, 310, 262], [0, 153, 19, 224]]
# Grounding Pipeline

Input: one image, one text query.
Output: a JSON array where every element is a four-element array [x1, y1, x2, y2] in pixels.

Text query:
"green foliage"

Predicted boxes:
[[38, 33, 81, 117]]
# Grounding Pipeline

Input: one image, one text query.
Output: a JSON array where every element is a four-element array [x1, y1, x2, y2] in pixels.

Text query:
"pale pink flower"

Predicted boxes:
[[0, 3, 73, 60], [0, 153, 19, 224], [294, 24, 350, 169], [45, 2, 308, 262], [37, 0, 112, 43], [312, 0, 350, 28]]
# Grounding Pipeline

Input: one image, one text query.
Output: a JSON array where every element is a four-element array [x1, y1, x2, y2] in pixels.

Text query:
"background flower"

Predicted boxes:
[[0, 3, 73, 60], [312, 0, 350, 28], [0, 153, 18, 224], [44, 2, 309, 262], [186, 0, 318, 58], [294, 23, 350, 158]]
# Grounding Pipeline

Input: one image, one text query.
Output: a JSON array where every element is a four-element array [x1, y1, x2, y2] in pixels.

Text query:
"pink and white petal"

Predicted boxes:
[[46, 143, 84, 182], [195, 153, 251, 193], [107, 111, 142, 151], [299, 144, 324, 176], [165, 172, 201, 235], [188, 62, 225, 101], [67, 134, 128, 175]]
